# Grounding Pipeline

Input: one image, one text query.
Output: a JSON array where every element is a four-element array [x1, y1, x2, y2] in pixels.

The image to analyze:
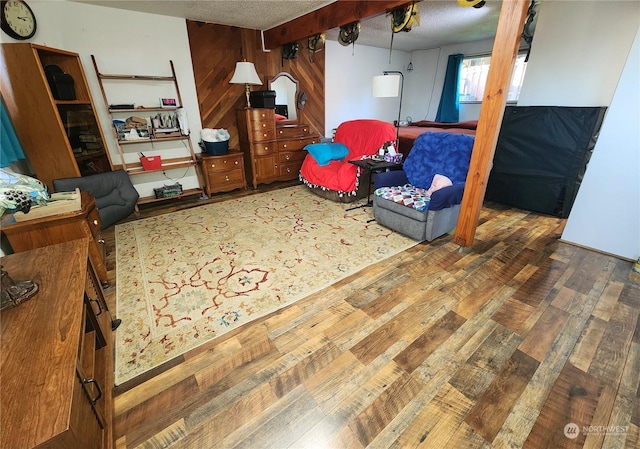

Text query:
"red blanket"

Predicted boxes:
[[300, 119, 397, 194]]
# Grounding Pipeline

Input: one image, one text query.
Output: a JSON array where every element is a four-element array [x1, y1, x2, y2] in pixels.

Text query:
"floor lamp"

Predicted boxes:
[[372, 71, 404, 142]]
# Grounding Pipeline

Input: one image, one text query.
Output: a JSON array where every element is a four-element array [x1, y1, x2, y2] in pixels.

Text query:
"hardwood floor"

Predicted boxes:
[[102, 183, 640, 449]]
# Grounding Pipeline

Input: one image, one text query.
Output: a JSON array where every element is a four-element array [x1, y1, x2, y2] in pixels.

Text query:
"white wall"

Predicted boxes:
[[325, 38, 495, 133], [1, 1, 204, 198], [518, 1, 640, 260], [325, 40, 406, 135], [405, 38, 495, 122], [561, 27, 640, 260], [518, 1, 640, 106]]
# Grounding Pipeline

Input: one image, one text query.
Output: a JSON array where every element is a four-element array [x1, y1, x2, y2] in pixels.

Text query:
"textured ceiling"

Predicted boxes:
[[74, 0, 505, 52]]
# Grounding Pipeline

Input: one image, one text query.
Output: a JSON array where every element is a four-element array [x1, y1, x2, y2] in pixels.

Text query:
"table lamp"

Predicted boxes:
[[229, 61, 263, 108]]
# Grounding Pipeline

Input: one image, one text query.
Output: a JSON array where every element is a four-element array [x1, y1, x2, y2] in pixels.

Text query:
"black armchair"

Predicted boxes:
[[53, 169, 139, 229]]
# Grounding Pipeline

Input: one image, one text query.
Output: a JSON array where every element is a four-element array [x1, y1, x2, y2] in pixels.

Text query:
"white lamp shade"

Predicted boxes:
[[229, 61, 263, 85], [372, 74, 401, 97]]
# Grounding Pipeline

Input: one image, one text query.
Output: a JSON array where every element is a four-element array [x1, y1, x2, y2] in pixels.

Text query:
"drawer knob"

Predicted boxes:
[[262, 123, 267, 128], [263, 133, 268, 137], [234, 160, 239, 165], [93, 219, 99, 226], [286, 167, 291, 173], [98, 238, 105, 244], [225, 176, 230, 181], [283, 144, 287, 148], [211, 163, 216, 168], [285, 155, 291, 160]]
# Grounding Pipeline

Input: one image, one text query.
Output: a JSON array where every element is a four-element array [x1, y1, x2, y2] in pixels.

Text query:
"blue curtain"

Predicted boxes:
[[1, 97, 26, 168], [435, 53, 464, 123]]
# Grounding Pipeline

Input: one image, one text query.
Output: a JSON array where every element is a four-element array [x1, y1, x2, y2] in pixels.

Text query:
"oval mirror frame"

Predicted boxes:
[[269, 72, 299, 122]]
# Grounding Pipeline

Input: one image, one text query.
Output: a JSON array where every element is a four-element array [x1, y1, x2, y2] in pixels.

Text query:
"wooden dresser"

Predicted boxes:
[[0, 191, 108, 286], [198, 150, 247, 195], [236, 108, 319, 189], [0, 239, 114, 449]]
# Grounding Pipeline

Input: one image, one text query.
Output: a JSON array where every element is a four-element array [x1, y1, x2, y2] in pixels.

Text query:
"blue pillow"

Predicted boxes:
[[304, 142, 349, 166]]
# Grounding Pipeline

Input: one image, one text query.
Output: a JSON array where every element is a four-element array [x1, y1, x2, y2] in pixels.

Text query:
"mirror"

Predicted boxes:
[[269, 72, 299, 121]]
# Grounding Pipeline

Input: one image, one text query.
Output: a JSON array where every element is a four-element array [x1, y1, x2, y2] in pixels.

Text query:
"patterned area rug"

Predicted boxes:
[[114, 185, 416, 385]]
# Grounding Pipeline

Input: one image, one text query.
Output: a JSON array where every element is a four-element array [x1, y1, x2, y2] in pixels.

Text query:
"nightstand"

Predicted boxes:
[[199, 151, 247, 195]]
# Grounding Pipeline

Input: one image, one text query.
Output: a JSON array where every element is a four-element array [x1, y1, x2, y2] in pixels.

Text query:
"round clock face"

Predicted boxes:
[[1, 0, 37, 40]]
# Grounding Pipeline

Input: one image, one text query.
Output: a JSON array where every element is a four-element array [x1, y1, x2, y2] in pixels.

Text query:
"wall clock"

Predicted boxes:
[[1, 0, 37, 40]]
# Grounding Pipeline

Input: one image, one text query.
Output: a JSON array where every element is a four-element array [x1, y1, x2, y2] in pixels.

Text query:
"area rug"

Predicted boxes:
[[114, 185, 416, 385]]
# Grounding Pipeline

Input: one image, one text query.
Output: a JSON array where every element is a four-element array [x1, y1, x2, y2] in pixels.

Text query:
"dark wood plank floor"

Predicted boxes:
[[102, 182, 640, 449]]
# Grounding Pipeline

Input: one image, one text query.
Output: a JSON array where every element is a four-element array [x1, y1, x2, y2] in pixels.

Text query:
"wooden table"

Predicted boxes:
[[0, 191, 109, 286], [0, 239, 114, 449]]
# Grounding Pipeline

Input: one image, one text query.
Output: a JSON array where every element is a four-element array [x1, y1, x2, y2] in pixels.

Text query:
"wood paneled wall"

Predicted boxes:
[[187, 21, 326, 151]]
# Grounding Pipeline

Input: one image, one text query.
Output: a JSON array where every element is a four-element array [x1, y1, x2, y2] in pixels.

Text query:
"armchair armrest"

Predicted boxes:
[[429, 183, 465, 211], [374, 170, 409, 189]]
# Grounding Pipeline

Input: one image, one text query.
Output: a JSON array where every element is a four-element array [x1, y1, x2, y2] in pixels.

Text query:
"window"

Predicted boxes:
[[459, 53, 528, 103]]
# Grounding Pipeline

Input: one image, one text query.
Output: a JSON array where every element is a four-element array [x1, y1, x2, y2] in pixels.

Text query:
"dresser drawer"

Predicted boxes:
[[203, 153, 243, 173], [251, 141, 277, 156], [276, 125, 310, 139], [277, 136, 319, 152], [279, 151, 307, 163], [246, 108, 275, 122], [279, 160, 303, 177], [249, 127, 276, 142]]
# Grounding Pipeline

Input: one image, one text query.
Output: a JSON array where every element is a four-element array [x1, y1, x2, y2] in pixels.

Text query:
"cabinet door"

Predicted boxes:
[[254, 155, 279, 181]]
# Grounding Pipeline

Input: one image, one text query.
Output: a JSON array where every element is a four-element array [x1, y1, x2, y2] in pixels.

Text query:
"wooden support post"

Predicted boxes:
[[453, 0, 531, 248]]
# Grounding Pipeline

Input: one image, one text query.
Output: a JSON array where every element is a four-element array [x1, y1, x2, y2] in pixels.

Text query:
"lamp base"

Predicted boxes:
[[245, 84, 252, 108]]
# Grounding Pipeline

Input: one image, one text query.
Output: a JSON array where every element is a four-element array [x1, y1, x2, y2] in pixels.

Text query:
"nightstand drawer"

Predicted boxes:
[[204, 153, 244, 173], [206, 168, 245, 186]]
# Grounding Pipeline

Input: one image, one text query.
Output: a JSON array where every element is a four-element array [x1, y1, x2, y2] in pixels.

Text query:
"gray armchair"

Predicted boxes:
[[53, 169, 139, 229]]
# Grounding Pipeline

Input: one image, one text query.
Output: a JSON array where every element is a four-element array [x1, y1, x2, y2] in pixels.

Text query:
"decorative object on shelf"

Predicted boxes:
[[372, 70, 405, 142], [0, 265, 38, 310], [1, 0, 36, 40], [160, 97, 177, 108], [153, 182, 183, 199], [139, 154, 162, 171], [229, 61, 262, 108]]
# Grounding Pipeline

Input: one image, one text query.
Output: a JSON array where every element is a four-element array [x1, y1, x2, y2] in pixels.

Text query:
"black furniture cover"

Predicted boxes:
[[486, 106, 606, 218]]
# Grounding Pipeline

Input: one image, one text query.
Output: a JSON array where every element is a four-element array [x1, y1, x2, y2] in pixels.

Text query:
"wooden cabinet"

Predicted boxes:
[[198, 151, 247, 196], [0, 191, 109, 286], [0, 239, 114, 449], [0, 43, 113, 192], [236, 108, 319, 189]]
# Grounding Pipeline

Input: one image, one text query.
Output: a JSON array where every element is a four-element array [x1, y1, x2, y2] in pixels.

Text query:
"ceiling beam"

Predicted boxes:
[[263, 0, 420, 49]]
